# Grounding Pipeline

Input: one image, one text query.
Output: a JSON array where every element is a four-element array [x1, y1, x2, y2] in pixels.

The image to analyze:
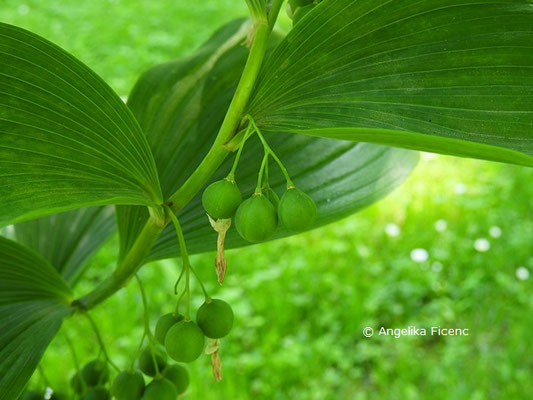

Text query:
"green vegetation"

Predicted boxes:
[[2, 1, 532, 399]]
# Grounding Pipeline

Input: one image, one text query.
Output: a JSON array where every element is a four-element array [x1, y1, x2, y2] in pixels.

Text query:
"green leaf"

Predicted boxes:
[[0, 236, 72, 400], [117, 18, 259, 259], [150, 139, 418, 260], [248, 0, 533, 166], [120, 18, 418, 261], [14, 207, 115, 286], [0, 23, 163, 227]]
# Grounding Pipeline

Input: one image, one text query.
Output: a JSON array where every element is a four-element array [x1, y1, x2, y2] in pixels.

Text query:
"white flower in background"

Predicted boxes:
[[434, 219, 447, 232], [489, 226, 502, 238], [385, 223, 401, 237], [432, 261, 443, 272], [516, 267, 530, 281], [410, 248, 429, 263], [474, 238, 490, 252], [454, 183, 468, 195]]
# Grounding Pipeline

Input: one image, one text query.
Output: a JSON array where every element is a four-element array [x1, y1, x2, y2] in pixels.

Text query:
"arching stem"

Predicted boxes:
[[246, 115, 295, 187], [135, 274, 162, 377], [84, 312, 120, 372]]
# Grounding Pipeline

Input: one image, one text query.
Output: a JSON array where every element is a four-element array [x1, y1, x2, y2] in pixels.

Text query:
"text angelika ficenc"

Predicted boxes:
[[378, 326, 469, 339]]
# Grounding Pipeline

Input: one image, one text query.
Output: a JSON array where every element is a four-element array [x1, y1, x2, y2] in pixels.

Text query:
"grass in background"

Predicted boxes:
[[2, 2, 532, 399]]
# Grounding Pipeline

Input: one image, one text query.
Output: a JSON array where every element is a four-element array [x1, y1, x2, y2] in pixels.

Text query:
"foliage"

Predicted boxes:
[[0, 0, 532, 399]]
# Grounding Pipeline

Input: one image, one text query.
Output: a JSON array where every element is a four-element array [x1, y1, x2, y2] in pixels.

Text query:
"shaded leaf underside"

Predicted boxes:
[[0, 236, 72, 400]]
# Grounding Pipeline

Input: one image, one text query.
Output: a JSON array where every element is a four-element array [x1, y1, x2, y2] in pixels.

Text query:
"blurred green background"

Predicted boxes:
[[2, 1, 532, 399]]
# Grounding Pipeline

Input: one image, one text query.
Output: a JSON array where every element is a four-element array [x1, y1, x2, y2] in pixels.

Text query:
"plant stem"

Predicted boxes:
[[255, 154, 269, 194], [74, 216, 165, 310], [73, 6, 280, 312], [248, 116, 294, 187], [135, 274, 162, 377], [268, 0, 285, 29], [85, 312, 120, 372], [227, 123, 254, 180], [168, 19, 272, 212], [190, 264, 210, 299], [63, 330, 86, 393], [165, 207, 193, 320], [38, 364, 50, 388], [130, 332, 146, 370]]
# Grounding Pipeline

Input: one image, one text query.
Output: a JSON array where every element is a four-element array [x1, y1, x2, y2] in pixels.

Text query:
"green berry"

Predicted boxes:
[[263, 186, 280, 209], [163, 364, 189, 395], [138, 346, 167, 377], [70, 372, 86, 394], [142, 378, 177, 400], [81, 387, 110, 400], [155, 313, 184, 345], [235, 194, 278, 242], [196, 299, 234, 339], [278, 187, 317, 231], [111, 370, 145, 400], [82, 360, 109, 386], [202, 179, 242, 219], [19, 391, 43, 400], [165, 320, 205, 363]]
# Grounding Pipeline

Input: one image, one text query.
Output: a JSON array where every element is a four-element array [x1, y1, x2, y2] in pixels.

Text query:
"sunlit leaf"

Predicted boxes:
[[248, 0, 533, 166], [0, 23, 163, 226], [120, 18, 418, 261]]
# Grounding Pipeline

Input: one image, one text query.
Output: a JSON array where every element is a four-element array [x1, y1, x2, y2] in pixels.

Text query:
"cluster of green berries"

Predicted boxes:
[[154, 298, 234, 363], [68, 360, 110, 399], [286, 0, 322, 25], [202, 179, 317, 243]]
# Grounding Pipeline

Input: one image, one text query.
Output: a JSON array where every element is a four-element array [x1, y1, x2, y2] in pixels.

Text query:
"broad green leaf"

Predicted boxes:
[[120, 18, 418, 262], [0, 236, 72, 400], [150, 139, 417, 260], [14, 206, 115, 286], [0, 23, 163, 227], [247, 0, 533, 166], [117, 18, 261, 259]]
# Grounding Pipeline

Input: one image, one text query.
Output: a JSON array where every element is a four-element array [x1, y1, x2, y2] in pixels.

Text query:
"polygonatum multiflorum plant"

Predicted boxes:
[[1, 0, 532, 399]]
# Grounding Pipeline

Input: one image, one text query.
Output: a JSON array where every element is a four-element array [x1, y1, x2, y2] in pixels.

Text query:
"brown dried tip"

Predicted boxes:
[[208, 216, 232, 284], [211, 349, 222, 382], [205, 338, 222, 382]]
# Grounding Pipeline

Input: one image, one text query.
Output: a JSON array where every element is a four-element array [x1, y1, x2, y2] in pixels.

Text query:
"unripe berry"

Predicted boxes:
[[196, 299, 234, 339], [111, 370, 145, 400], [202, 179, 242, 219], [142, 378, 178, 400], [155, 313, 183, 345], [70, 372, 85, 394], [138, 346, 167, 377], [81, 387, 110, 400], [163, 364, 189, 395], [165, 320, 205, 363], [278, 187, 317, 231], [235, 194, 278, 242], [82, 360, 109, 386]]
